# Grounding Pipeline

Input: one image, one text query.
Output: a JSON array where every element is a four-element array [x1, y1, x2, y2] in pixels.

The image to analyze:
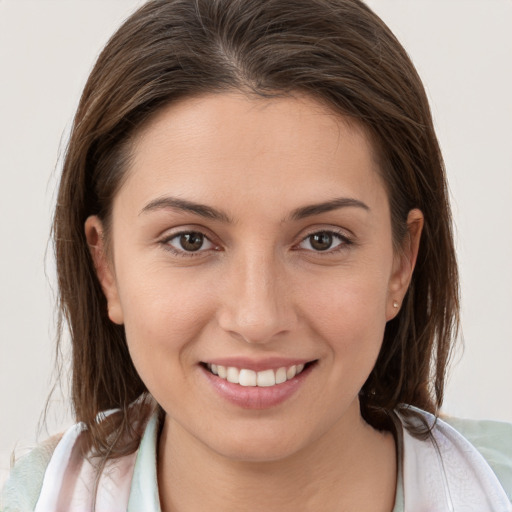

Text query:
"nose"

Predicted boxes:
[[216, 248, 297, 344]]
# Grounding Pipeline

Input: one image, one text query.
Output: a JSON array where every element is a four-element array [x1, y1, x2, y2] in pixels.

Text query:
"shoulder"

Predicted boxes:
[[0, 434, 61, 512], [443, 415, 512, 502]]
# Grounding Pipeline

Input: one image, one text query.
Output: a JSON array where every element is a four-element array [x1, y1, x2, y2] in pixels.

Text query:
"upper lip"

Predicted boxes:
[[201, 357, 315, 372]]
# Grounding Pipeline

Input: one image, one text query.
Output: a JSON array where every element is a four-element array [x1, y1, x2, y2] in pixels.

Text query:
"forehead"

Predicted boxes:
[[118, 92, 388, 219]]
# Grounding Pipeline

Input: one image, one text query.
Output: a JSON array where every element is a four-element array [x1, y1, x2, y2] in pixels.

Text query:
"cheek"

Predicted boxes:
[[114, 263, 216, 373], [298, 266, 390, 356], [288, 268, 391, 420]]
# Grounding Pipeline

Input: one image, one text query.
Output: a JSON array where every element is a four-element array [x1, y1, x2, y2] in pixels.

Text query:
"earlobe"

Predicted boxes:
[[387, 209, 424, 320], [84, 216, 124, 325]]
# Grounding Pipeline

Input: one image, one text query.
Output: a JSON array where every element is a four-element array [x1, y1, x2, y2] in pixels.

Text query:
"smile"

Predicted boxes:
[[206, 363, 306, 387], [201, 359, 317, 409]]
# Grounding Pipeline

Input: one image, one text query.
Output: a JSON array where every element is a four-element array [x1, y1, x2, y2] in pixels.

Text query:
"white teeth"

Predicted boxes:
[[275, 367, 287, 384], [239, 369, 257, 387], [286, 365, 297, 379], [257, 369, 275, 387], [227, 367, 239, 384], [206, 362, 309, 387]]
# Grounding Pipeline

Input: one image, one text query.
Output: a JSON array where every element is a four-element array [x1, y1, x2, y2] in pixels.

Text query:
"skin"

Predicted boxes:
[[86, 92, 423, 511]]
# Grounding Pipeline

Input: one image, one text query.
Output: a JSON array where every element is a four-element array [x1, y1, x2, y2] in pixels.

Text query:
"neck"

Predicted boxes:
[[157, 403, 397, 512]]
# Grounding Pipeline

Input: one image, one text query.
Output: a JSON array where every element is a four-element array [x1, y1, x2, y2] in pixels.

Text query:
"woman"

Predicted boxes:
[[2, 0, 511, 510]]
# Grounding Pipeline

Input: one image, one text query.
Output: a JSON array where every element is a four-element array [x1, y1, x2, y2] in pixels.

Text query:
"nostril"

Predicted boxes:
[[216, 291, 298, 344]]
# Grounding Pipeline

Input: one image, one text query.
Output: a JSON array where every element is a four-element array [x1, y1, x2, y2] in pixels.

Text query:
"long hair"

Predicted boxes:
[[53, 0, 459, 458]]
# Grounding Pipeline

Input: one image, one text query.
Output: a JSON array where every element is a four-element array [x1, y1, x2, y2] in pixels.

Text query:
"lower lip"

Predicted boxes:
[[201, 364, 314, 410]]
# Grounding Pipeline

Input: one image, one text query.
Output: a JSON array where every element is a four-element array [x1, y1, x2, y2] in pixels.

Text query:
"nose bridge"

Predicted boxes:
[[217, 244, 295, 344]]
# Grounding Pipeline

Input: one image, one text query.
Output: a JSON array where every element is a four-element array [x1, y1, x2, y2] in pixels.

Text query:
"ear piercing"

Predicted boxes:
[[393, 300, 399, 309]]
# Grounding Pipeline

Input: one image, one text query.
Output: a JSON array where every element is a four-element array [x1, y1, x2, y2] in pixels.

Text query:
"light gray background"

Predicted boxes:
[[1, 0, 511, 486]]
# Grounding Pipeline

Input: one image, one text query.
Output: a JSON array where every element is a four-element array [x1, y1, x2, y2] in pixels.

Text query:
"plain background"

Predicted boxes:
[[1, 0, 511, 486]]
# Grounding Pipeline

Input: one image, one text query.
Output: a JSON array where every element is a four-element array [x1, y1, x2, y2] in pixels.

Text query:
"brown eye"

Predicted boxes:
[[179, 232, 204, 251], [298, 231, 349, 252], [309, 232, 334, 251], [165, 231, 215, 254]]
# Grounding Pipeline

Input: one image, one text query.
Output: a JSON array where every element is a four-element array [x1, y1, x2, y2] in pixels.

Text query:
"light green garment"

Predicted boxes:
[[2, 413, 512, 511]]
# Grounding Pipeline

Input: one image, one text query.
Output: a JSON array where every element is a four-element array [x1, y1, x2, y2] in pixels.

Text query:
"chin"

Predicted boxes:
[[202, 421, 319, 464]]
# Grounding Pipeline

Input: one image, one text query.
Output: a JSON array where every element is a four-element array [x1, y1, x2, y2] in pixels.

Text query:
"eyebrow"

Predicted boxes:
[[289, 197, 369, 220], [140, 196, 232, 223], [139, 195, 369, 222]]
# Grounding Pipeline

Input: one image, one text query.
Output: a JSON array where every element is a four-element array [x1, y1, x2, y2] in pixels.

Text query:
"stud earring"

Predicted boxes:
[[393, 300, 399, 309]]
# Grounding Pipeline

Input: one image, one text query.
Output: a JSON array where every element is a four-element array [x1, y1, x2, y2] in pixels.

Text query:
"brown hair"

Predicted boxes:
[[53, 0, 459, 457]]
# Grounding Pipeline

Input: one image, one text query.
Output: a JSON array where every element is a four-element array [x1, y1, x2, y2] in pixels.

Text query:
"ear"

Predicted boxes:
[[84, 216, 124, 325], [386, 209, 424, 320]]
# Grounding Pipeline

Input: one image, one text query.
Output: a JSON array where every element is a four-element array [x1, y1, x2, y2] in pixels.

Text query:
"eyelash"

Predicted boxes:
[[160, 230, 219, 258], [296, 229, 353, 253], [159, 229, 353, 257]]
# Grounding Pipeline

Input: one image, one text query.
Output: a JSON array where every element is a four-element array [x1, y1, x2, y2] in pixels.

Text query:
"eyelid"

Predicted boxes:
[[156, 225, 354, 257], [159, 228, 221, 257], [295, 228, 354, 252]]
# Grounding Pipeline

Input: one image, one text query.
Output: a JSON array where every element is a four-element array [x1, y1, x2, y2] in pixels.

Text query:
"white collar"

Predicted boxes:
[[398, 406, 511, 511]]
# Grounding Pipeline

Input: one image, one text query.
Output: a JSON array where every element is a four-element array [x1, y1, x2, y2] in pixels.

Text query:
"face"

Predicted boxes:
[[86, 92, 421, 462]]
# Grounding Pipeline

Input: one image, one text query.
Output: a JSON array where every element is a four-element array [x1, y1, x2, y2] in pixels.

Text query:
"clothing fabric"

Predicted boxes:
[[2, 405, 512, 511], [399, 408, 512, 511]]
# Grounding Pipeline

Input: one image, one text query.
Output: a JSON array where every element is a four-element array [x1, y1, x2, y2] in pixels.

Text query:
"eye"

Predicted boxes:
[[298, 230, 350, 252], [164, 231, 216, 254]]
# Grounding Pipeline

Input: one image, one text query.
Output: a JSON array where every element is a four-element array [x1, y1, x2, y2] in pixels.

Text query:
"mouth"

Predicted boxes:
[[201, 360, 317, 388]]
